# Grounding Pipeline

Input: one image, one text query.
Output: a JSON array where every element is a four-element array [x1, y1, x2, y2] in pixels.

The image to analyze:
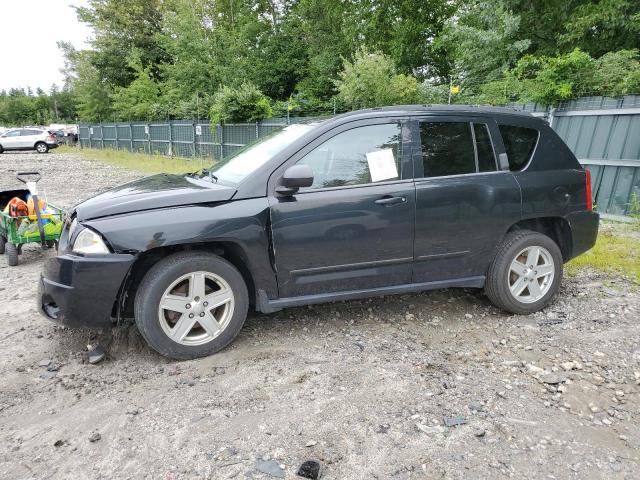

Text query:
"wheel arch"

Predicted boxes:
[[114, 241, 257, 321], [505, 217, 573, 262]]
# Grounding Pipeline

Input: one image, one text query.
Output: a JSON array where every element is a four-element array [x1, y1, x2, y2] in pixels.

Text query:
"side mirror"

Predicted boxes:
[[276, 164, 314, 195]]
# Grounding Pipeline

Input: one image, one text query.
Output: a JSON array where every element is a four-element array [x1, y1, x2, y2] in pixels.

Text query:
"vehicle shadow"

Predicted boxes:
[[61, 287, 497, 363]]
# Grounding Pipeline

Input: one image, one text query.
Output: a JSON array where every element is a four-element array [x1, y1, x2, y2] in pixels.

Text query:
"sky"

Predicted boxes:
[[0, 0, 92, 92]]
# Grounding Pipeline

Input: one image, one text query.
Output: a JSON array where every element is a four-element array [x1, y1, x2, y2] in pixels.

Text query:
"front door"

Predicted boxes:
[[412, 117, 522, 283], [269, 121, 415, 298], [1, 130, 22, 148]]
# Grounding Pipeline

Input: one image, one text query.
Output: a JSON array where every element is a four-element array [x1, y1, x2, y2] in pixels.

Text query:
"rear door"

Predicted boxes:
[[22, 129, 44, 148], [412, 116, 522, 283], [268, 119, 416, 298]]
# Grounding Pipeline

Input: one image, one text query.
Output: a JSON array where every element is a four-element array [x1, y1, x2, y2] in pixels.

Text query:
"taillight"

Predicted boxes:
[[585, 169, 593, 211], [47, 134, 55, 141]]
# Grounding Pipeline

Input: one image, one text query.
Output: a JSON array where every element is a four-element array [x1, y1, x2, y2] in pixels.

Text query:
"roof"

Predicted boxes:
[[352, 104, 534, 117]]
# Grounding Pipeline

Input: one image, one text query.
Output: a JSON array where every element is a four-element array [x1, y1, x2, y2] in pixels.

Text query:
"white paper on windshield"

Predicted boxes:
[[366, 149, 398, 182]]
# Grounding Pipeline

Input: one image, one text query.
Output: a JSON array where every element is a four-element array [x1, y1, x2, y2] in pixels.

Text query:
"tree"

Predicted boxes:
[[111, 57, 162, 120], [75, 0, 169, 87], [335, 50, 421, 110], [559, 0, 640, 58], [591, 49, 640, 96], [346, 0, 455, 80], [436, 2, 531, 91], [209, 82, 272, 124], [511, 49, 594, 105], [59, 41, 112, 122]]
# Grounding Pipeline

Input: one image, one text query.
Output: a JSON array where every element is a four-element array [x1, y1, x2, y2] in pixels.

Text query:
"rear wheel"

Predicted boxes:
[[5, 242, 18, 266], [485, 230, 562, 315], [35, 142, 49, 153], [134, 252, 249, 359]]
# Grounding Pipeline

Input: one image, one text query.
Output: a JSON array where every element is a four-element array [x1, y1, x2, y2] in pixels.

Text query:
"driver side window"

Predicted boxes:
[[296, 123, 402, 190]]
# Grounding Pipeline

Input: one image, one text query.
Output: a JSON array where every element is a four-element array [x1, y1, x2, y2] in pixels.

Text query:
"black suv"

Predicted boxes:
[[38, 106, 598, 359]]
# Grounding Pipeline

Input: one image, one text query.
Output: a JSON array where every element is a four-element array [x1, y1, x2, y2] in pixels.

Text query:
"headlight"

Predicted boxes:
[[72, 227, 110, 254]]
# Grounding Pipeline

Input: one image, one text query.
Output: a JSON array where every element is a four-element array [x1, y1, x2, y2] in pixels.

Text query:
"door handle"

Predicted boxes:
[[375, 195, 406, 206]]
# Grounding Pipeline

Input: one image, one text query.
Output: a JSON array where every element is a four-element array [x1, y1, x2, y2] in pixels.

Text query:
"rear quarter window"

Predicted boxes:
[[498, 124, 539, 171]]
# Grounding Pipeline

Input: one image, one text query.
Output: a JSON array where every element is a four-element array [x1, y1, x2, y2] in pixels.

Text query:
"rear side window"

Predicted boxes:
[[473, 123, 497, 172], [499, 124, 539, 171], [420, 122, 476, 177]]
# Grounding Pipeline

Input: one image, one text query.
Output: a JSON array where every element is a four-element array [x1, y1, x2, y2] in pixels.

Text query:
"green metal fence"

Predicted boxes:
[[78, 119, 291, 160], [78, 96, 640, 216]]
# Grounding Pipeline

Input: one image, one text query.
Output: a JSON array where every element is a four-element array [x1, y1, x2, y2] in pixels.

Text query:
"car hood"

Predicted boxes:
[[73, 174, 237, 221]]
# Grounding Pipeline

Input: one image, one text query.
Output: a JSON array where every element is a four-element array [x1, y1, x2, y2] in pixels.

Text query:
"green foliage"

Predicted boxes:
[[512, 49, 594, 105], [437, 2, 531, 88], [0, 87, 77, 126], [420, 83, 449, 104], [559, 0, 640, 58], [209, 83, 272, 124], [591, 50, 640, 96], [336, 50, 421, 110], [111, 61, 162, 121], [75, 0, 169, 87], [2, 0, 631, 125]]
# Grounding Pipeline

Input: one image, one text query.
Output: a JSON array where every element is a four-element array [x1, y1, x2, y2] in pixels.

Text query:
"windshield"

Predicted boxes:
[[206, 123, 315, 183]]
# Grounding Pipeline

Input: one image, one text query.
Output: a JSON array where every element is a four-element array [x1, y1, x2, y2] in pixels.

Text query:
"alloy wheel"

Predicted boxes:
[[507, 246, 555, 304], [158, 271, 235, 346]]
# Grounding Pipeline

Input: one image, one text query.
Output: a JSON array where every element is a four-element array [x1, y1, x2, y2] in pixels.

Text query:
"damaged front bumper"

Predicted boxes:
[[38, 253, 135, 329]]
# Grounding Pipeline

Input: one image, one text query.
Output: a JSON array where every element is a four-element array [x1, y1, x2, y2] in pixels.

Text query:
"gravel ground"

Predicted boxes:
[[1, 151, 639, 480]]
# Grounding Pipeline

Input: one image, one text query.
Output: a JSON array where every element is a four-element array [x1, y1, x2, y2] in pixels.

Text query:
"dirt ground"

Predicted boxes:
[[1, 151, 639, 480]]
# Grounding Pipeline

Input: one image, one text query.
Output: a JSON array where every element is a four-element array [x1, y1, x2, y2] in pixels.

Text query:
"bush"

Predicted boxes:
[[511, 49, 594, 106], [335, 49, 421, 110], [591, 49, 640, 96], [420, 83, 449, 104], [209, 83, 272, 124]]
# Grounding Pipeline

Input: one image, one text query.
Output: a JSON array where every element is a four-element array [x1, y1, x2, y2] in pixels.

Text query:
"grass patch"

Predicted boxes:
[[57, 146, 211, 175], [566, 229, 640, 282]]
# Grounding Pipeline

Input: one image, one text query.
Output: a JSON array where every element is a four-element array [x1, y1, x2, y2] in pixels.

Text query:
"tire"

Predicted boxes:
[[0, 236, 5, 255], [485, 230, 562, 315], [134, 252, 249, 360], [5, 242, 18, 267], [0, 144, 4, 154], [35, 142, 49, 153]]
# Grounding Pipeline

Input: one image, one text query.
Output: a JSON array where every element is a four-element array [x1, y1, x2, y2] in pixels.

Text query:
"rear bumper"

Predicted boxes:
[[567, 211, 599, 259], [38, 253, 135, 329]]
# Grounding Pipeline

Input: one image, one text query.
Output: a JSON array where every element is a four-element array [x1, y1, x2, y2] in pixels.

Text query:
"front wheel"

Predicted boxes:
[[485, 230, 562, 315], [35, 142, 49, 153], [134, 252, 249, 359]]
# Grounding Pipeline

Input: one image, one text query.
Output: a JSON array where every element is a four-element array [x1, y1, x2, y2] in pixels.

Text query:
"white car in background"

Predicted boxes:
[[0, 128, 59, 154]]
